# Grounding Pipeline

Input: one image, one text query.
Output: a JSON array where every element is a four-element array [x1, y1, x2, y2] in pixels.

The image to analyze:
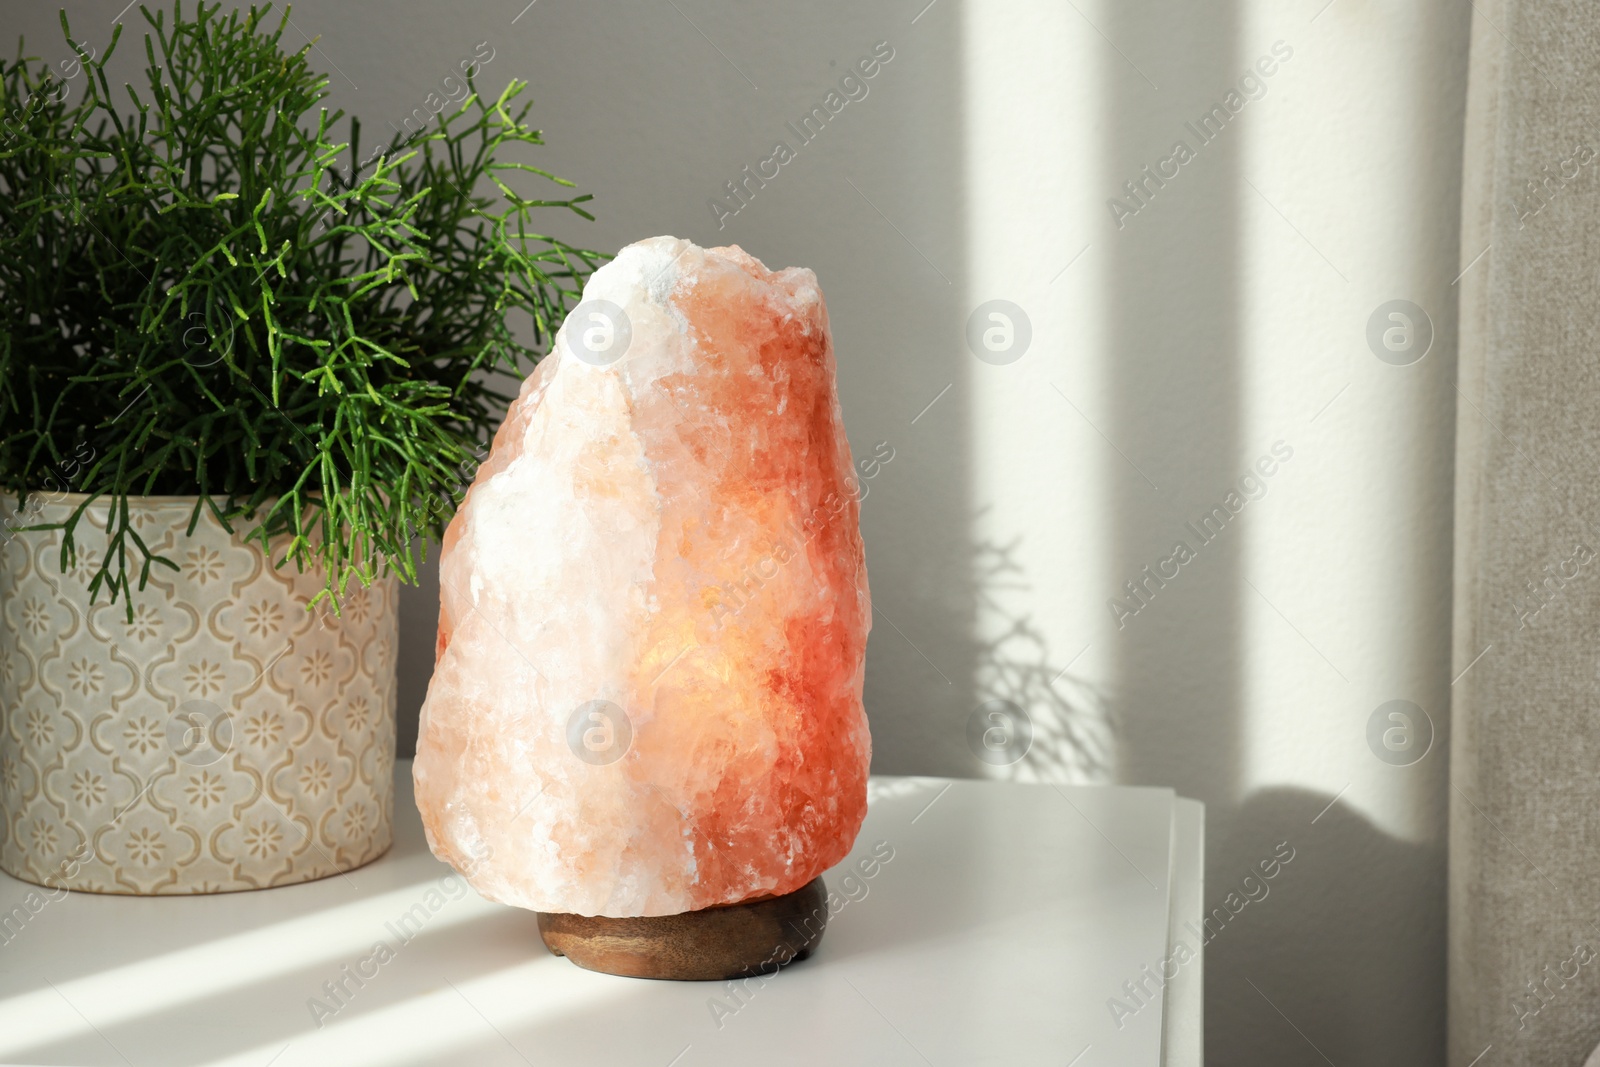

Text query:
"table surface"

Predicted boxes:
[[0, 765, 1202, 1067]]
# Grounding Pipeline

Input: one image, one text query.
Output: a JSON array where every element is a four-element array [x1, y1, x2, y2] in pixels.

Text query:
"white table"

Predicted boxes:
[[0, 765, 1202, 1066]]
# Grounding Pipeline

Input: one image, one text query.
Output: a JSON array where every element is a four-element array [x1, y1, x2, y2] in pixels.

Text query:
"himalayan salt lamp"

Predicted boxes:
[[413, 236, 872, 979]]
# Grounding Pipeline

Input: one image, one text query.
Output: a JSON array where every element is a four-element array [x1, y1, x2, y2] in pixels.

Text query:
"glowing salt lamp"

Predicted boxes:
[[413, 236, 872, 978]]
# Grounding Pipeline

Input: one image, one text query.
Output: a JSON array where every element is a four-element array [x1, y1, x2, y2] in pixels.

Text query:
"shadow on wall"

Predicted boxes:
[[969, 533, 1114, 784], [397, 549, 440, 758], [1103, 0, 1243, 840], [1205, 786, 1445, 1066], [844, 2, 980, 781], [1098, 1, 1460, 1064]]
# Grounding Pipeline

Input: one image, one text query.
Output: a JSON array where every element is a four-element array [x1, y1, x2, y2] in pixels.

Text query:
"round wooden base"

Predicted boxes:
[[537, 877, 829, 981]]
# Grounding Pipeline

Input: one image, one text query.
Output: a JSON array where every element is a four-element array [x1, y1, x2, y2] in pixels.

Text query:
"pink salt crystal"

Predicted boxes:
[[413, 236, 872, 917]]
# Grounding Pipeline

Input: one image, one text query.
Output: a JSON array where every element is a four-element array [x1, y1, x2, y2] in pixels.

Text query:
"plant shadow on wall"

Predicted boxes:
[[965, 532, 1114, 782]]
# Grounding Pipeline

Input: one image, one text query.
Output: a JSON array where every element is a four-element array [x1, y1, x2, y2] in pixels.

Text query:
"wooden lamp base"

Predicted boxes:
[[536, 877, 829, 981]]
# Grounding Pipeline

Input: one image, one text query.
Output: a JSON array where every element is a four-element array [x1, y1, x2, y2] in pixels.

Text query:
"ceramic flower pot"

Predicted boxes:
[[0, 494, 396, 894]]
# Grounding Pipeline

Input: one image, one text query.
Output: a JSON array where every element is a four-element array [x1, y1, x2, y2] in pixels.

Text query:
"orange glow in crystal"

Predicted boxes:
[[413, 237, 871, 917]]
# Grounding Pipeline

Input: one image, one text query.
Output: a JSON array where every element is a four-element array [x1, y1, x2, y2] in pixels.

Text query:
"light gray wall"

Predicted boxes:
[[12, 2, 1469, 1063]]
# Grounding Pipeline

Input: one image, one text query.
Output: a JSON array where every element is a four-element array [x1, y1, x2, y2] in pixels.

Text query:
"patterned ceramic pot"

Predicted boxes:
[[0, 494, 396, 894]]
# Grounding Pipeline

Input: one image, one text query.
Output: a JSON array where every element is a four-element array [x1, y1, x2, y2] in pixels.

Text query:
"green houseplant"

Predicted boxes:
[[0, 3, 601, 894]]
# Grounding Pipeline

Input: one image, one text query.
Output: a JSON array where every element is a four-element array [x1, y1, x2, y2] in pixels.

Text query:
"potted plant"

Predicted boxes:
[[0, 3, 601, 894]]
